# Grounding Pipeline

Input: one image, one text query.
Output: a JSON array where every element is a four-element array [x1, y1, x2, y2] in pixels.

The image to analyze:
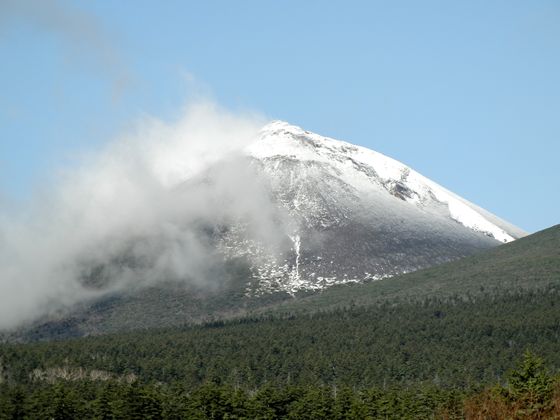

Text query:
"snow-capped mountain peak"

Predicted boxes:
[[247, 121, 522, 244]]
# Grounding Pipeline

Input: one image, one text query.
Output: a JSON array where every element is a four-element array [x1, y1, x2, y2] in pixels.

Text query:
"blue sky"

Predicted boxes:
[[0, 0, 558, 233]]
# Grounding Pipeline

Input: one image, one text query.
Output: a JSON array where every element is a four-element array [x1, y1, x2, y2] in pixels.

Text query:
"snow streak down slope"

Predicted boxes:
[[211, 121, 525, 295]]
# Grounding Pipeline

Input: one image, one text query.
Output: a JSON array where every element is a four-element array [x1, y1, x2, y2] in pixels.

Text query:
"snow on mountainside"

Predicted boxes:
[[249, 121, 522, 243], [204, 120, 527, 296], [4, 120, 528, 338]]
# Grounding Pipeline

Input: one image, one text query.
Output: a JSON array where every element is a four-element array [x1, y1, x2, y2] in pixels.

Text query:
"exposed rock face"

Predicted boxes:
[[211, 121, 525, 295]]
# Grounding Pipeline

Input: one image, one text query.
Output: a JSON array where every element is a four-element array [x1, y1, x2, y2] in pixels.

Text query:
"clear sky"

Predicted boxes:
[[0, 0, 558, 233]]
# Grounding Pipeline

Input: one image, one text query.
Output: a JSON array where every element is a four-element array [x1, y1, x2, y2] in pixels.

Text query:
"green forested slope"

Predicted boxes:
[[2, 287, 560, 390]]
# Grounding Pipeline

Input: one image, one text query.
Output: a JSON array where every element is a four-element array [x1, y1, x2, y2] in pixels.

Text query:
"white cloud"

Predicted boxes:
[[0, 101, 282, 330]]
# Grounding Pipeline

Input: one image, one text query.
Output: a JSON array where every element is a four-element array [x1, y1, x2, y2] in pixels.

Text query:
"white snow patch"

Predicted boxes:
[[247, 120, 517, 243]]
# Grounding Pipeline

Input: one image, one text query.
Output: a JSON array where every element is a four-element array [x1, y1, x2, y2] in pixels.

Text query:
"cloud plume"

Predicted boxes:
[[0, 102, 284, 330]]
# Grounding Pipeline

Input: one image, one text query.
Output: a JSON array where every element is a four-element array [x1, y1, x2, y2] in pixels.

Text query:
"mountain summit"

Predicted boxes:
[[212, 121, 526, 295], [250, 121, 522, 243]]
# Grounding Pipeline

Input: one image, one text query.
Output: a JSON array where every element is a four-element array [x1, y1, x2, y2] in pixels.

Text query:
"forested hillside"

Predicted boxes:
[[2, 289, 560, 418], [1, 225, 559, 418], [3, 288, 560, 390]]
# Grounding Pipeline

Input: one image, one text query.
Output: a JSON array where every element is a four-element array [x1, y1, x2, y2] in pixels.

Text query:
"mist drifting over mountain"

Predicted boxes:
[[0, 102, 525, 331], [0, 103, 273, 329]]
